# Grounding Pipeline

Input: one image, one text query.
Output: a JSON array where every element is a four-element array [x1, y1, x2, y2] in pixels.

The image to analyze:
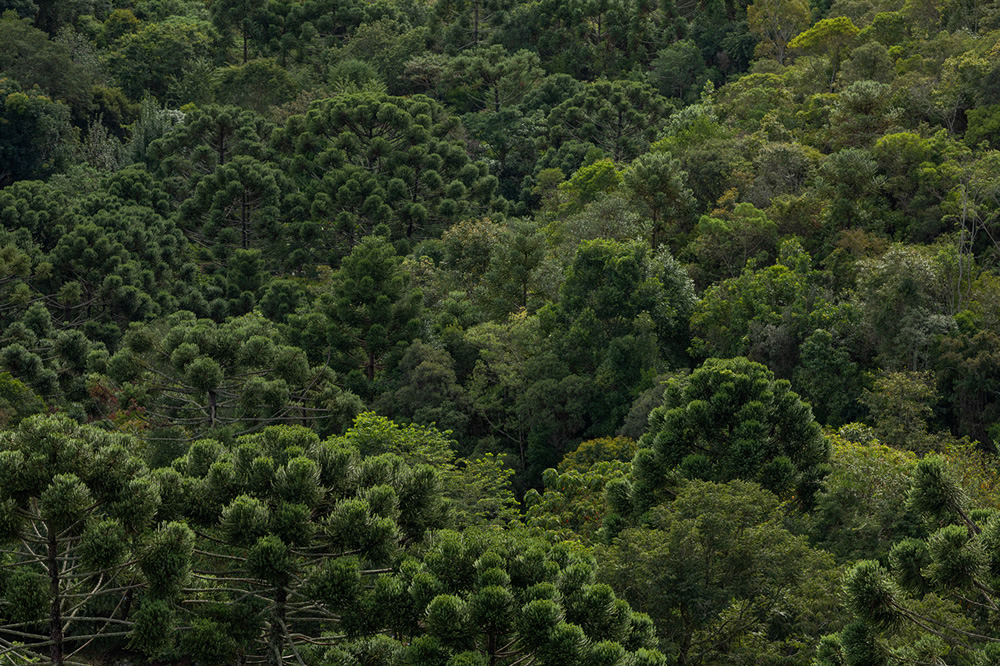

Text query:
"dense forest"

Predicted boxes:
[[3, 0, 1000, 663]]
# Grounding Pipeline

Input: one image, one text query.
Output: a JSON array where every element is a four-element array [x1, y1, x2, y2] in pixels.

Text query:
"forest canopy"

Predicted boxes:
[[3, 0, 1000, 663]]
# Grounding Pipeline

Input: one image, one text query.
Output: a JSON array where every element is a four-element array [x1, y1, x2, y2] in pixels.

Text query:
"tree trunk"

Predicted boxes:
[[47, 524, 63, 666], [241, 192, 250, 250], [208, 390, 217, 428], [266, 587, 288, 666]]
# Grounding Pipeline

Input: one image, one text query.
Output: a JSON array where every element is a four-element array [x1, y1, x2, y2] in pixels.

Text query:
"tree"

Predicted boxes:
[[432, 0, 515, 50], [274, 93, 501, 253], [147, 104, 276, 204], [0, 78, 76, 187], [746, 0, 809, 65], [324, 528, 666, 665], [546, 80, 673, 162], [860, 370, 943, 454], [540, 239, 696, 436], [856, 244, 956, 371], [601, 480, 843, 666], [623, 151, 696, 247], [177, 155, 284, 258], [210, 0, 267, 63], [687, 202, 779, 283], [376, 340, 473, 442], [102, 311, 361, 441], [787, 16, 860, 90], [464, 310, 543, 474], [160, 423, 449, 664], [648, 40, 708, 103], [690, 239, 827, 366], [0, 11, 94, 115], [320, 235, 424, 384], [794, 328, 864, 427], [333, 412, 520, 529], [106, 17, 215, 100], [625, 357, 829, 514], [525, 460, 631, 543], [0, 414, 192, 665], [809, 428, 924, 562], [444, 45, 543, 112], [477, 218, 546, 317], [213, 58, 300, 114], [818, 456, 1000, 666]]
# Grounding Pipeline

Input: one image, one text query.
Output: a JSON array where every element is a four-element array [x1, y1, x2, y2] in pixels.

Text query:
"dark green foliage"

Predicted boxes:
[[0, 415, 188, 664], [546, 80, 673, 163], [103, 311, 361, 440], [318, 235, 424, 385], [327, 528, 665, 664], [0, 11, 94, 114], [0, 78, 76, 186], [274, 92, 501, 257], [177, 155, 284, 257], [632, 357, 829, 512]]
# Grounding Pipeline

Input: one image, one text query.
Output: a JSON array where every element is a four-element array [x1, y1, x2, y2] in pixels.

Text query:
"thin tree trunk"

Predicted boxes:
[[47, 525, 63, 666]]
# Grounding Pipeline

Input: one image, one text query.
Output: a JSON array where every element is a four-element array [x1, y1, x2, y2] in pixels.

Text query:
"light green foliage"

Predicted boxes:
[[454, 453, 521, 528], [558, 436, 638, 474], [810, 430, 923, 561], [441, 217, 505, 288], [600, 480, 843, 665], [335, 412, 519, 528], [525, 461, 630, 543], [691, 239, 854, 379], [860, 370, 944, 454], [788, 16, 860, 89], [106, 16, 214, 100], [746, 0, 810, 65], [556, 159, 623, 215]]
